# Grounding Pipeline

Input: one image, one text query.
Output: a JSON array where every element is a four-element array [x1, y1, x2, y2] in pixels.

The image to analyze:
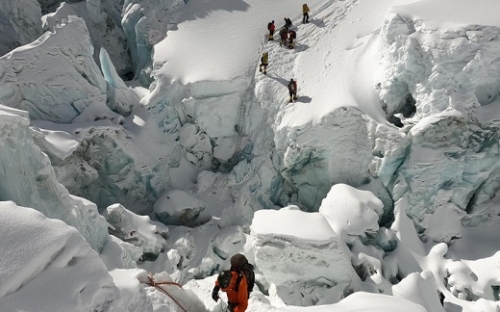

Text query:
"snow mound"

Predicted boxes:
[[319, 184, 383, 243], [251, 208, 354, 306], [0, 201, 116, 312]]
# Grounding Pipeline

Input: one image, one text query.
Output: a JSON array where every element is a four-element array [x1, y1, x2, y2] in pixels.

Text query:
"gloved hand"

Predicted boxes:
[[212, 286, 220, 302]]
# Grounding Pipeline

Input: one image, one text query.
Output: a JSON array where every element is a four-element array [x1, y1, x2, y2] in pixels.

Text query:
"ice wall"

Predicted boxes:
[[0, 16, 107, 123], [121, 0, 185, 84], [274, 108, 407, 212], [376, 9, 500, 242], [0, 0, 42, 56], [251, 208, 355, 306], [0, 105, 108, 251]]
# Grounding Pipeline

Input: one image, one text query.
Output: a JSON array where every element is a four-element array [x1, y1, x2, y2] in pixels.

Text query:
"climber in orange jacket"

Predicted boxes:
[[212, 270, 248, 312]]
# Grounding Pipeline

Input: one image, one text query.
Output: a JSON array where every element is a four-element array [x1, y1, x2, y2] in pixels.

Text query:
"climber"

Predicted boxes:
[[288, 29, 297, 49], [279, 27, 288, 47], [259, 52, 268, 74], [267, 20, 276, 40], [302, 3, 310, 24], [212, 270, 247, 312], [229, 253, 255, 299], [288, 78, 298, 103], [284, 17, 292, 28]]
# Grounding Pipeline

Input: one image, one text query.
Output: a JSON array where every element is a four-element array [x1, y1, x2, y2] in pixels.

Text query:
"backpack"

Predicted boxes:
[[230, 254, 255, 297], [267, 22, 272, 30]]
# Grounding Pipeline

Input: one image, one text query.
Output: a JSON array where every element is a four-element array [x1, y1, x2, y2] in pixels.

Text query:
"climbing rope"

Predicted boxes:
[[219, 299, 230, 312], [142, 272, 187, 312]]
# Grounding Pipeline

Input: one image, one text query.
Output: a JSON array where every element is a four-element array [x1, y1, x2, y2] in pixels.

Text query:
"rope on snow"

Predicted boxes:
[[142, 272, 187, 312]]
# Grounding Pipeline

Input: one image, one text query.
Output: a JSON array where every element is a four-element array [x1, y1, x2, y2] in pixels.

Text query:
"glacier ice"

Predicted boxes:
[[42, 0, 132, 75], [251, 208, 355, 306], [99, 47, 138, 116], [0, 105, 108, 251], [0, 16, 107, 123], [122, 0, 185, 84], [102, 203, 168, 261], [0, 0, 42, 57], [275, 108, 370, 210], [32, 104, 181, 213], [373, 9, 500, 243]]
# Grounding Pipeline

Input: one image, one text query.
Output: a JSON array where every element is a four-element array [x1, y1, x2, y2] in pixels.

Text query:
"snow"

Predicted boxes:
[[251, 208, 354, 305], [42, 1, 131, 75], [319, 184, 384, 242], [2, 0, 500, 311], [0, 201, 116, 312], [0, 16, 107, 123], [153, 0, 326, 84]]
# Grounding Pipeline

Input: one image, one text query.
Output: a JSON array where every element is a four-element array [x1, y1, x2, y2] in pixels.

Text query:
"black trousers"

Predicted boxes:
[[228, 302, 237, 312], [303, 13, 309, 23]]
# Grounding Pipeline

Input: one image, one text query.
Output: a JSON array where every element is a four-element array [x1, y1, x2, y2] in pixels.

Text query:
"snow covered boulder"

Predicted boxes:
[[0, 201, 116, 312], [154, 189, 205, 226], [0, 0, 42, 56], [319, 184, 383, 243], [103, 203, 167, 261], [250, 208, 354, 306], [0, 16, 107, 123], [0, 105, 108, 251]]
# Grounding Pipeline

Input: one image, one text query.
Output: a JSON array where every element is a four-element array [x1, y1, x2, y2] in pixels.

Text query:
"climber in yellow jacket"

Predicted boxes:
[[302, 3, 310, 24]]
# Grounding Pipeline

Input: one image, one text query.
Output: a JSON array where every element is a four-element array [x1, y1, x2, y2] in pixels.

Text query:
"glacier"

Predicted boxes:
[[42, 0, 132, 76], [0, 16, 106, 123], [1, 0, 500, 311], [0, 0, 42, 57], [251, 207, 355, 306], [0, 105, 108, 251]]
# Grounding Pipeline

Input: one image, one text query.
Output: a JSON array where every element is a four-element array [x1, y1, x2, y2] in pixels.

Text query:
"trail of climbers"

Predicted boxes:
[[223, 1, 347, 155]]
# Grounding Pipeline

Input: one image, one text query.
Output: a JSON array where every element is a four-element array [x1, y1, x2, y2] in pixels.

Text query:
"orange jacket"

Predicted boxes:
[[215, 271, 248, 312]]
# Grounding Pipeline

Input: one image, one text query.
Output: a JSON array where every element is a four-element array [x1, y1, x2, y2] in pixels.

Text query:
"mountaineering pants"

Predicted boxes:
[[228, 302, 237, 312], [303, 12, 309, 23], [269, 29, 275, 39]]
